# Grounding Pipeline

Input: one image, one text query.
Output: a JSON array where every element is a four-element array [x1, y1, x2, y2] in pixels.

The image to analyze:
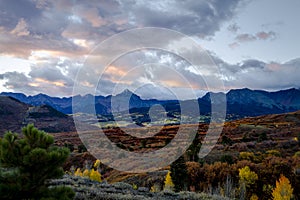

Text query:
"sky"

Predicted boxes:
[[0, 0, 299, 99]]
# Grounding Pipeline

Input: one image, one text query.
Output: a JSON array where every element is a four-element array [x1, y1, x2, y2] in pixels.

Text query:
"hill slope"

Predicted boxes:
[[0, 96, 76, 135]]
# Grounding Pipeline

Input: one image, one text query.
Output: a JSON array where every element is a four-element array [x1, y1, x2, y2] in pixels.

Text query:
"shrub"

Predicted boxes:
[[266, 150, 281, 157], [239, 152, 255, 162], [294, 151, 300, 157], [186, 162, 202, 191], [0, 124, 74, 199], [78, 144, 87, 153], [221, 135, 233, 146]]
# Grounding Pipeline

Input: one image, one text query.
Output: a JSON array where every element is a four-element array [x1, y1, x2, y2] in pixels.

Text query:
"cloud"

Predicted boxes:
[[10, 18, 30, 36], [118, 0, 244, 37], [1, 49, 300, 98], [227, 23, 240, 33], [256, 31, 276, 40], [0, 0, 248, 58], [73, 6, 106, 28], [228, 42, 239, 49], [0, 57, 80, 96], [229, 31, 277, 48], [239, 59, 266, 70], [235, 33, 256, 42], [215, 57, 300, 91], [2, 0, 297, 99], [0, 71, 33, 93]]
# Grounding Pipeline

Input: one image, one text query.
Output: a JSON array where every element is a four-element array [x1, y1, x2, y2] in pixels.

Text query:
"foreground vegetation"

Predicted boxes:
[[1, 124, 299, 199], [0, 124, 74, 199]]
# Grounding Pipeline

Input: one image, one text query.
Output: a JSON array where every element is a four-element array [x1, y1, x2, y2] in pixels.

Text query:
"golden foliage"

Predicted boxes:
[[239, 152, 255, 161], [89, 169, 102, 182], [164, 171, 174, 191], [93, 159, 101, 169], [83, 169, 90, 177], [73, 160, 102, 182], [272, 174, 293, 200], [132, 184, 138, 190], [239, 166, 258, 186], [250, 194, 259, 200], [74, 168, 83, 177]]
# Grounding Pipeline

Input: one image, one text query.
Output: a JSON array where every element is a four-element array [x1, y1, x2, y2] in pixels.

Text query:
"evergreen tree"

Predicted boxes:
[[186, 136, 201, 162], [170, 156, 188, 192], [0, 124, 74, 199]]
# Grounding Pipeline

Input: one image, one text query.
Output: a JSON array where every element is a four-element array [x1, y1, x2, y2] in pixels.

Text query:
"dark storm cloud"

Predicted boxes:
[[0, 0, 42, 29], [118, 0, 244, 37], [0, 0, 248, 58]]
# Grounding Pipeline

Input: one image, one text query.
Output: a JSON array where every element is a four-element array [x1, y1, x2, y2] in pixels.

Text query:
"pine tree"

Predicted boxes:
[[272, 174, 293, 200], [0, 124, 74, 199], [170, 156, 188, 192], [164, 171, 174, 191], [186, 136, 201, 162]]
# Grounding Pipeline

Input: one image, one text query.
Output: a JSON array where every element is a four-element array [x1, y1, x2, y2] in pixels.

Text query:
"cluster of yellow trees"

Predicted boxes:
[[68, 159, 294, 200], [74, 159, 102, 182], [238, 166, 293, 200], [161, 166, 294, 200]]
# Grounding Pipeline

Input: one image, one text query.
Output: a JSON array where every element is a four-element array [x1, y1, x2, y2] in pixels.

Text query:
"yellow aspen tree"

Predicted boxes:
[[93, 159, 101, 169], [272, 174, 293, 200], [164, 171, 175, 191], [83, 169, 90, 177], [239, 166, 258, 186], [239, 166, 258, 199], [74, 168, 83, 177], [89, 169, 102, 182]]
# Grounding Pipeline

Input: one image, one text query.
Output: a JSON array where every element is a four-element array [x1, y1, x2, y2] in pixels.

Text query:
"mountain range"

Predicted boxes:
[[1, 88, 300, 120]]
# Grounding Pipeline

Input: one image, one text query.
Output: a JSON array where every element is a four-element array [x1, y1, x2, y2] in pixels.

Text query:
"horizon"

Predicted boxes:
[[1, 87, 299, 101]]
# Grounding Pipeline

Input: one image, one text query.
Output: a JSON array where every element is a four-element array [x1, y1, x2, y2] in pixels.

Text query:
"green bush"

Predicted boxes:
[[0, 124, 74, 199]]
